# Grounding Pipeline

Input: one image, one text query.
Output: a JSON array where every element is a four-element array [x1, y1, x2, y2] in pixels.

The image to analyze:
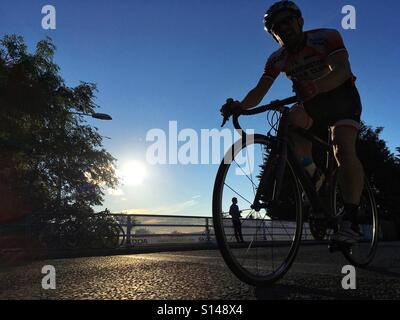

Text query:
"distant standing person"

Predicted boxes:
[[229, 197, 244, 243]]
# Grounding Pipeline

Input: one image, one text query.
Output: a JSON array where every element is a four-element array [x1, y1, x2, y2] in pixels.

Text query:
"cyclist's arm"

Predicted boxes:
[[240, 77, 274, 110], [314, 51, 352, 93]]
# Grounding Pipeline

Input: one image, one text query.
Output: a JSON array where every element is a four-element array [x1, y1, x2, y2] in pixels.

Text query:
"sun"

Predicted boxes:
[[119, 161, 147, 186]]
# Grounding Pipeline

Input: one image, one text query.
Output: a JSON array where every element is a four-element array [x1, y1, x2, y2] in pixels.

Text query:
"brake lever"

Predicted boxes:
[[221, 117, 228, 127]]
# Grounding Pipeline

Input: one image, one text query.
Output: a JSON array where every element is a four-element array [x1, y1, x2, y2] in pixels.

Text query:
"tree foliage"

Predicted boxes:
[[357, 124, 400, 219], [0, 35, 118, 221]]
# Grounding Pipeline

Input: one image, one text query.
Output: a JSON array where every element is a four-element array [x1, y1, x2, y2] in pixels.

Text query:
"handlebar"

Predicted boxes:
[[221, 96, 299, 133]]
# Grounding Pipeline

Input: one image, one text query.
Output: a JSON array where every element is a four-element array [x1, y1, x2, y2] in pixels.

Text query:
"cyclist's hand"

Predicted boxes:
[[220, 98, 242, 117], [220, 98, 243, 126], [292, 80, 319, 101]]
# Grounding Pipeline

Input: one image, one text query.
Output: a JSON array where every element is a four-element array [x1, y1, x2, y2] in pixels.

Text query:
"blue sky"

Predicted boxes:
[[1, 0, 399, 216]]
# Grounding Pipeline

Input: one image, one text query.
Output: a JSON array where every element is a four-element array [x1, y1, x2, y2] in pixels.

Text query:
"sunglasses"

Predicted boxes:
[[271, 15, 298, 32]]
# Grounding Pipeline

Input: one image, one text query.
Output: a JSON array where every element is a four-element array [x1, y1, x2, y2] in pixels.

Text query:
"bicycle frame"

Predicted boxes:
[[231, 97, 338, 222], [287, 126, 335, 218]]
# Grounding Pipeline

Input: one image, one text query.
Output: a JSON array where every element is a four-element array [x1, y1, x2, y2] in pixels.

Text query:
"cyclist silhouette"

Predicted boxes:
[[221, 1, 364, 244], [229, 197, 244, 243]]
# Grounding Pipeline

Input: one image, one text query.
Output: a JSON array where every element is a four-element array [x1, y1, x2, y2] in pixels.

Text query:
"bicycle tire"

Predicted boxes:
[[331, 171, 379, 267], [212, 134, 303, 286]]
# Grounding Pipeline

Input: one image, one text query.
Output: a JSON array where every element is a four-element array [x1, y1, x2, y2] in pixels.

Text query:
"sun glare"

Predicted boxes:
[[119, 161, 147, 186]]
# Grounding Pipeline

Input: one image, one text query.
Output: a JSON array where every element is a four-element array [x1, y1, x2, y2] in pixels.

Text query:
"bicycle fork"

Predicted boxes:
[[250, 110, 290, 214]]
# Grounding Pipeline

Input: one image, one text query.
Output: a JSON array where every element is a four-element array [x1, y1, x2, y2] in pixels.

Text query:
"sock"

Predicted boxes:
[[300, 156, 325, 192], [300, 156, 316, 177], [304, 163, 317, 178]]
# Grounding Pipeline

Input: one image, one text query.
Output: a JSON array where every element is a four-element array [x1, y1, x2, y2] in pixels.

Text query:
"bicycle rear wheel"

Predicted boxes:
[[212, 134, 303, 286], [332, 171, 379, 267]]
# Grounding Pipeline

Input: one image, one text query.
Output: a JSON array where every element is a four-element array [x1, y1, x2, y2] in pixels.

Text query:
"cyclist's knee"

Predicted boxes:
[[332, 127, 359, 163], [334, 144, 358, 166], [331, 125, 358, 146], [289, 103, 313, 130]]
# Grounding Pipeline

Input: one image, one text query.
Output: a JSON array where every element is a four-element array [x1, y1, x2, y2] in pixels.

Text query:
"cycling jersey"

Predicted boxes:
[[262, 28, 362, 132], [262, 28, 353, 85]]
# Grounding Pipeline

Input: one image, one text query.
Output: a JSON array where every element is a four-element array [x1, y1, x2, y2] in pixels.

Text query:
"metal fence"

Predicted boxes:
[[0, 212, 379, 250], [111, 213, 318, 247]]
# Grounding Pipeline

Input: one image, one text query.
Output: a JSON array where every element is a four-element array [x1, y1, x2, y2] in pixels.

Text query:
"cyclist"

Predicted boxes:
[[221, 1, 364, 244]]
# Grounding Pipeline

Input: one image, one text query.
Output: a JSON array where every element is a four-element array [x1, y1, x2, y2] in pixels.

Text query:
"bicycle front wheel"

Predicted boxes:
[[212, 134, 303, 286]]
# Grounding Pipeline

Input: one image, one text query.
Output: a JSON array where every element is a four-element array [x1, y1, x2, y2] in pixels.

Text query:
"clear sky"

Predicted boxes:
[[1, 0, 399, 217]]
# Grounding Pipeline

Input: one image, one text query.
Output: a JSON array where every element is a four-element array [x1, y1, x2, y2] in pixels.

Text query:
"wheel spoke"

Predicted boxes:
[[233, 159, 258, 192], [247, 146, 256, 196], [239, 210, 269, 270], [223, 182, 253, 206]]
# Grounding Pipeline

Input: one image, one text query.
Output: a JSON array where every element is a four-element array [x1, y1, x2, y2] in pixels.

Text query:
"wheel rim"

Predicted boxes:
[[213, 135, 303, 285], [333, 174, 379, 266]]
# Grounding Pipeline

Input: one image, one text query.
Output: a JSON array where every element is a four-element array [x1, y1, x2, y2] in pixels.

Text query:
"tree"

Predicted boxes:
[[357, 123, 400, 220], [0, 35, 118, 222]]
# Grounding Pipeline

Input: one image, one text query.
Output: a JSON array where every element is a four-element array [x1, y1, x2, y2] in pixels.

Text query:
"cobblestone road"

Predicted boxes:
[[1, 242, 400, 300]]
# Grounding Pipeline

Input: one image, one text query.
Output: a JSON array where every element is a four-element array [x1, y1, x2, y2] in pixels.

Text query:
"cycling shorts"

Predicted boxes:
[[290, 78, 362, 139]]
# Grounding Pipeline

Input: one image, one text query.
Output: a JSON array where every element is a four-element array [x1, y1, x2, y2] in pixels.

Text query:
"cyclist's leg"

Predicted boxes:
[[331, 81, 363, 216], [328, 82, 364, 243], [330, 123, 364, 243], [331, 123, 364, 224], [288, 104, 314, 175], [288, 103, 325, 187]]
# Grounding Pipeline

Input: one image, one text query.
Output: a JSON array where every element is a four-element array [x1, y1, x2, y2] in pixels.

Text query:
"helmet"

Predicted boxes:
[[263, 1, 302, 33]]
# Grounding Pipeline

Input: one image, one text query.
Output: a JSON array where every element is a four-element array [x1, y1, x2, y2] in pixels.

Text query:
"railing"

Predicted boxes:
[[111, 213, 317, 247], [0, 212, 378, 251]]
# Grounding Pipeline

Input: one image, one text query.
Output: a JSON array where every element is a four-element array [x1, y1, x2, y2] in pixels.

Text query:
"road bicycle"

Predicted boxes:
[[212, 96, 379, 286]]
